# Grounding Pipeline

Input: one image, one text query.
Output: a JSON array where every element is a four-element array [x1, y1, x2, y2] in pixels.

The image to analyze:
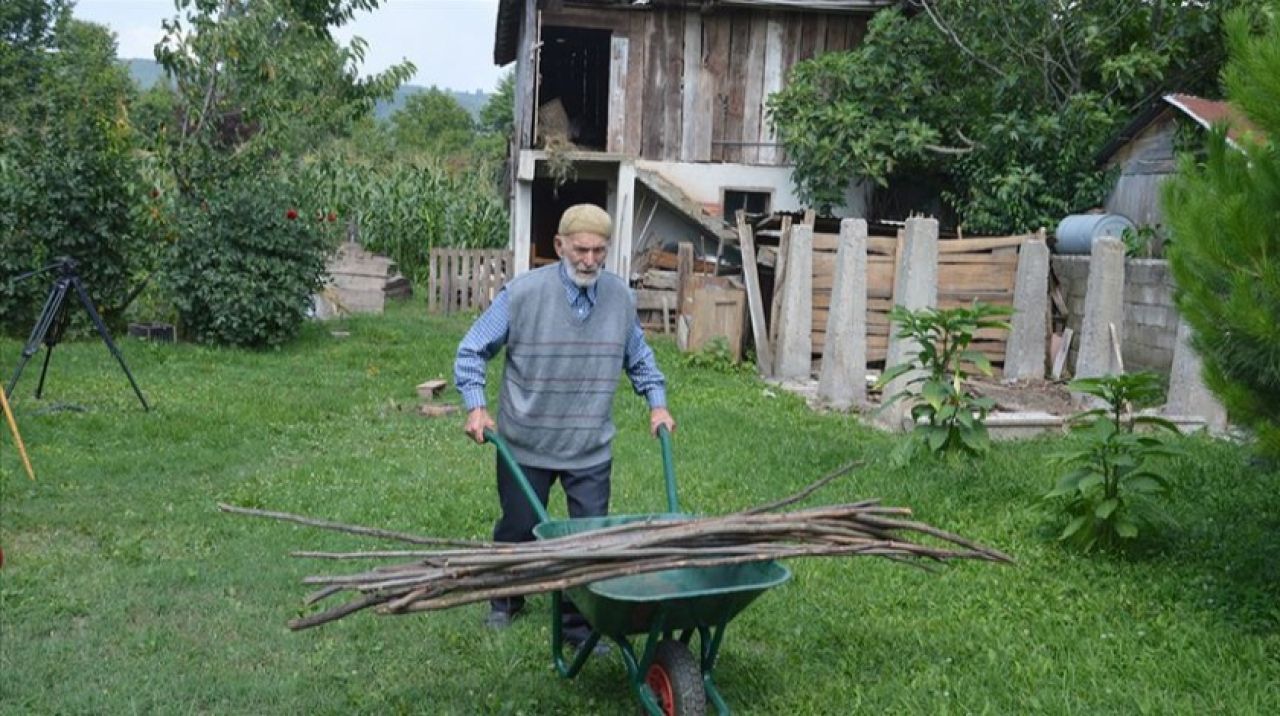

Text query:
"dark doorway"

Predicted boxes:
[[530, 179, 609, 267], [538, 26, 611, 151]]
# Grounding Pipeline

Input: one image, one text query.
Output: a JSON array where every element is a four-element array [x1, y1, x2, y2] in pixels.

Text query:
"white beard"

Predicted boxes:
[[562, 256, 601, 288]]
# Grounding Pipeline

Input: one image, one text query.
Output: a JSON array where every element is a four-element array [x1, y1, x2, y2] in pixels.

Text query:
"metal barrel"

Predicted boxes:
[[1053, 213, 1135, 254]]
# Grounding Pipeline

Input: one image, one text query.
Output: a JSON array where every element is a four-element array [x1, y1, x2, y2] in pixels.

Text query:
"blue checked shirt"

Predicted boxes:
[[455, 263, 668, 412]]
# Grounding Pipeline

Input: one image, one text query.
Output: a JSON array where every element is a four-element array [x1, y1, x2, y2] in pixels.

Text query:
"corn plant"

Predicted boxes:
[[876, 302, 1012, 457], [297, 157, 507, 283], [1044, 372, 1181, 551]]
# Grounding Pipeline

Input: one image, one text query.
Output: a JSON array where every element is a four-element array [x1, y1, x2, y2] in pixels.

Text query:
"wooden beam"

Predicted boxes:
[[736, 210, 774, 375]]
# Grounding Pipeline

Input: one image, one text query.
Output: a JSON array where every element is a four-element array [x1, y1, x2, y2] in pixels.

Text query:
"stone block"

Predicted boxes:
[[1075, 237, 1126, 384]]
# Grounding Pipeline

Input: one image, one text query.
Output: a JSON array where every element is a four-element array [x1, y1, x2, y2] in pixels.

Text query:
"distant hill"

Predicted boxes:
[[121, 58, 489, 121]]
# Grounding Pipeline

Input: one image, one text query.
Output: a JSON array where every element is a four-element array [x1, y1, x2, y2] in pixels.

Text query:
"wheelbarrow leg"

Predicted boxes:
[[699, 624, 733, 716], [617, 611, 671, 716], [551, 591, 600, 678]]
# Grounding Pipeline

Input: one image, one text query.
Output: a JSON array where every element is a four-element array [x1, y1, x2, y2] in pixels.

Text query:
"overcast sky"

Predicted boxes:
[[72, 0, 507, 94]]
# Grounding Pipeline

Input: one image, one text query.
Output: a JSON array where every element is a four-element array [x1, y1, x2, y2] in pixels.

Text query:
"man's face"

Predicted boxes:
[[555, 231, 609, 287]]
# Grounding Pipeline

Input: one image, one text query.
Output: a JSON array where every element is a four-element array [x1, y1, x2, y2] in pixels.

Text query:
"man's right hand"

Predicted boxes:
[[464, 407, 496, 444]]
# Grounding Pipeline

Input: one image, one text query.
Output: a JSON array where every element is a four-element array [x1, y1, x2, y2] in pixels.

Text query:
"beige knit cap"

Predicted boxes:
[[558, 204, 612, 238]]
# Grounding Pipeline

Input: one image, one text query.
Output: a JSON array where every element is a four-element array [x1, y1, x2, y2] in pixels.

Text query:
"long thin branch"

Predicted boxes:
[[738, 460, 864, 515], [913, 0, 1009, 80], [217, 503, 494, 548]]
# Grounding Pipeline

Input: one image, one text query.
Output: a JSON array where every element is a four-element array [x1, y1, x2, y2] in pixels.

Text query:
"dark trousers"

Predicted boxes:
[[491, 455, 611, 626]]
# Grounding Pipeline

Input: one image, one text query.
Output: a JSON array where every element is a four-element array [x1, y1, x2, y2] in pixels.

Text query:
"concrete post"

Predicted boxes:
[[1166, 318, 1228, 432], [776, 224, 814, 380], [1075, 236, 1126, 380], [1004, 238, 1050, 380], [880, 217, 938, 429], [818, 219, 868, 409]]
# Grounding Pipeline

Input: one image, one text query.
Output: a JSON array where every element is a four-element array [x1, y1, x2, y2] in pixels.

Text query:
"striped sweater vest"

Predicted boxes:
[[498, 264, 634, 469]]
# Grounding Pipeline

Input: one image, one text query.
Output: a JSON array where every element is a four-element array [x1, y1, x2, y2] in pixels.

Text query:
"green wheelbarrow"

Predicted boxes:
[[485, 427, 791, 716]]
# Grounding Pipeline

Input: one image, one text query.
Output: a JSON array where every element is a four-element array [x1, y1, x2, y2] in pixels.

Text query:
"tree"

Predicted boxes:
[[1, 2, 160, 332], [1162, 8, 1280, 458], [153, 0, 412, 346], [769, 0, 1267, 233], [479, 69, 514, 136], [390, 87, 476, 157]]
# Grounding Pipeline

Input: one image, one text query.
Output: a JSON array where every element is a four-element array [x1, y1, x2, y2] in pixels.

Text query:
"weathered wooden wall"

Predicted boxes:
[[1104, 113, 1177, 230], [540, 4, 869, 165], [812, 233, 1026, 365]]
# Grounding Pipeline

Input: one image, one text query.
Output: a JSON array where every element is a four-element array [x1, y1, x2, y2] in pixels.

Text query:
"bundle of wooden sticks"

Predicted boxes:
[[219, 463, 1013, 631]]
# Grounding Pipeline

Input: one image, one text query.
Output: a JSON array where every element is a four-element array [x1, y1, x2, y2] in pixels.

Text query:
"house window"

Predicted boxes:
[[722, 189, 771, 222]]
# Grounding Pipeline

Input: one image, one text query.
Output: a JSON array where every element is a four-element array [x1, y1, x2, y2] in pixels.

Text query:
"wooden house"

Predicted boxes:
[[1096, 93, 1263, 231], [493, 0, 895, 277]]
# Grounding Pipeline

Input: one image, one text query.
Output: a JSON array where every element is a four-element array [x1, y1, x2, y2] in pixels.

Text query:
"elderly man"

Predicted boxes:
[[454, 203, 676, 645]]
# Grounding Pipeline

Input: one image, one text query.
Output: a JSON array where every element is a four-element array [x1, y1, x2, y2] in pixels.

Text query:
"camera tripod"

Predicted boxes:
[[5, 258, 149, 411]]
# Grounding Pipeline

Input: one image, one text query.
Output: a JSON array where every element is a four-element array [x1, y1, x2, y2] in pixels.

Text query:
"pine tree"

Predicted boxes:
[[1162, 8, 1280, 457]]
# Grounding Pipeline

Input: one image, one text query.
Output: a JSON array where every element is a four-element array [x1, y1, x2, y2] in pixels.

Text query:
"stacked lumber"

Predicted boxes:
[[219, 466, 1013, 631]]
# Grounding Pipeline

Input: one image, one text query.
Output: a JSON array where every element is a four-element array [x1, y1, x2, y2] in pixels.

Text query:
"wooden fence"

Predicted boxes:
[[428, 249, 514, 314], [812, 231, 1035, 366]]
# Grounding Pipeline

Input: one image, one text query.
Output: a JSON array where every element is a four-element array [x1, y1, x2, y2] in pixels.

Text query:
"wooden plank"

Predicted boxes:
[[428, 250, 438, 313], [740, 13, 768, 165], [641, 11, 664, 158], [662, 7, 685, 161], [608, 36, 629, 154], [937, 262, 1018, 294], [808, 13, 829, 57], [1052, 327, 1073, 379], [736, 211, 774, 376], [704, 13, 731, 163], [938, 235, 1031, 253], [469, 252, 481, 311], [824, 14, 848, 53], [799, 13, 822, 63], [625, 13, 647, 158], [723, 12, 751, 163], [679, 12, 701, 161], [677, 242, 695, 318], [636, 288, 678, 311], [540, 5, 630, 32], [758, 13, 785, 165], [938, 253, 1020, 265], [768, 215, 792, 358]]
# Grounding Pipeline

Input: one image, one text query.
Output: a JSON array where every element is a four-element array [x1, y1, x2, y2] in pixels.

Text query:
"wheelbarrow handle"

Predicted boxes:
[[482, 426, 680, 521], [657, 425, 678, 513], [484, 428, 551, 524]]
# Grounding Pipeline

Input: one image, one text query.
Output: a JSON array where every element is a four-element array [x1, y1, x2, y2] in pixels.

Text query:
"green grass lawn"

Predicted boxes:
[[2, 299, 1277, 715]]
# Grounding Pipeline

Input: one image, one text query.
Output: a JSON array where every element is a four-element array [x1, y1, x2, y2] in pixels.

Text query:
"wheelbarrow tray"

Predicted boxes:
[[534, 514, 792, 637]]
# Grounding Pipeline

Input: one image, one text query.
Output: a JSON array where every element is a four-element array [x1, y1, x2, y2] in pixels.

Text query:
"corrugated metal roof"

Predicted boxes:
[[1095, 93, 1267, 165], [1163, 93, 1265, 148], [494, 0, 896, 66]]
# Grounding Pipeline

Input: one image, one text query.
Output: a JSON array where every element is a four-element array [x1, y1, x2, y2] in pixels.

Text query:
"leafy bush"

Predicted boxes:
[[1162, 8, 1280, 458], [0, 11, 160, 333], [1044, 373, 1182, 551], [163, 175, 332, 347], [682, 337, 752, 375], [297, 158, 507, 283], [876, 302, 1011, 456]]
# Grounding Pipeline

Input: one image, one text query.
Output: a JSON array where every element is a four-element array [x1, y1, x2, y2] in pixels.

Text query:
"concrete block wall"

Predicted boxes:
[[1052, 256, 1179, 372]]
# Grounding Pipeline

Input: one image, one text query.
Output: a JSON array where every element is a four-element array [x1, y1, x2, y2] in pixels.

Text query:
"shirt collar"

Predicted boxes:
[[558, 261, 598, 305]]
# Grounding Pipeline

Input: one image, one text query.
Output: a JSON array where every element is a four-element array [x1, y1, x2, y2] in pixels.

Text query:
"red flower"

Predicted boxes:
[[327, 211, 337, 222], [286, 208, 298, 220]]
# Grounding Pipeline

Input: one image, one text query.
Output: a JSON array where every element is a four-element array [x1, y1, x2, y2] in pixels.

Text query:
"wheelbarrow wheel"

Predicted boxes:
[[644, 640, 705, 716]]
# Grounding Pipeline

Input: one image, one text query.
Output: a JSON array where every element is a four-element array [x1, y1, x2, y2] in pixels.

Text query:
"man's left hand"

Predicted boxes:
[[649, 407, 676, 437]]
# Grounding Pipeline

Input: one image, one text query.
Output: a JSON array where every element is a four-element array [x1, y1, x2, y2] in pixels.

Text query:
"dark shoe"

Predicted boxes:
[[564, 624, 610, 656], [485, 607, 520, 630]]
